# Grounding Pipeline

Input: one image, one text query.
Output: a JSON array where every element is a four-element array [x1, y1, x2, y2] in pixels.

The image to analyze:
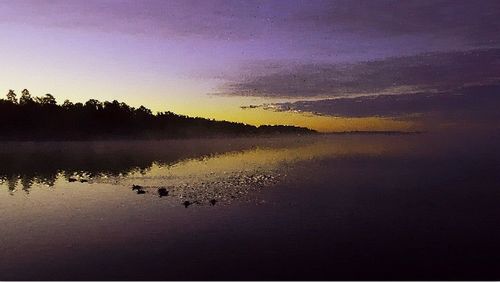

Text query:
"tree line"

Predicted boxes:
[[0, 89, 314, 140]]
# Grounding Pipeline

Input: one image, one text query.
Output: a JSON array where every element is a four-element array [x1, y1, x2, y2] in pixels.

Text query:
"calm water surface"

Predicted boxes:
[[1, 134, 499, 280]]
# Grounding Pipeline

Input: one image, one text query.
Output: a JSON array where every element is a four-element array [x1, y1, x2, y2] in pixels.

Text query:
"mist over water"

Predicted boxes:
[[1, 133, 499, 280]]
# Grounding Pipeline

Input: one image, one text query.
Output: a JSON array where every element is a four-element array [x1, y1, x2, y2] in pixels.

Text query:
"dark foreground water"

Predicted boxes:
[[1, 133, 499, 280]]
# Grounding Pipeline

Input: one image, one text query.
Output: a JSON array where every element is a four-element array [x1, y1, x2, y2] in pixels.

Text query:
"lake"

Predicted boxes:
[[1, 133, 499, 280]]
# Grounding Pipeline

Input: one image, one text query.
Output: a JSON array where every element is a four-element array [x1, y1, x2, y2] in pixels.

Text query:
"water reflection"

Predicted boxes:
[[0, 136, 415, 200], [1, 133, 499, 280], [0, 139, 267, 193], [1, 174, 57, 194], [2, 133, 496, 204]]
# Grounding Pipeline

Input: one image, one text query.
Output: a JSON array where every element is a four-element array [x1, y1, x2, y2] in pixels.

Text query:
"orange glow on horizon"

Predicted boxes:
[[138, 96, 419, 133]]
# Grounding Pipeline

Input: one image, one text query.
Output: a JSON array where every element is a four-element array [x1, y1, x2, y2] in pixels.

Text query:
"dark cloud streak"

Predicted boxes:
[[271, 85, 500, 120], [224, 48, 500, 98]]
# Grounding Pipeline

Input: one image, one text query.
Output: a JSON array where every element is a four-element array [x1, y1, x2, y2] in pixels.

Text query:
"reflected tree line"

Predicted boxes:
[[0, 170, 146, 194], [0, 138, 273, 193], [0, 148, 155, 193], [0, 89, 314, 140]]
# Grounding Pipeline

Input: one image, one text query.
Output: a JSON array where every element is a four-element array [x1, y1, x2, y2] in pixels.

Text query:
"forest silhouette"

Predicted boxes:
[[0, 89, 314, 140]]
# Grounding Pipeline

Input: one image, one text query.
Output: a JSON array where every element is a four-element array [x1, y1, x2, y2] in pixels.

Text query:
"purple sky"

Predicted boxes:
[[1, 0, 499, 131]]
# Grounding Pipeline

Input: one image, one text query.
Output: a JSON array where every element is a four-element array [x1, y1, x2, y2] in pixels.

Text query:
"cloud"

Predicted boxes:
[[0, 0, 282, 40], [223, 48, 500, 98], [300, 0, 500, 46], [248, 84, 500, 132], [270, 84, 500, 119], [1, 0, 499, 46]]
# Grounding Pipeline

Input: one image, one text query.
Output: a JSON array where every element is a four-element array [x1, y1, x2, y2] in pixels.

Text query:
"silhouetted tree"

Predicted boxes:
[[85, 99, 103, 111], [0, 90, 315, 140], [6, 89, 17, 104], [62, 99, 74, 109], [19, 89, 33, 105], [137, 105, 152, 116], [35, 94, 57, 105]]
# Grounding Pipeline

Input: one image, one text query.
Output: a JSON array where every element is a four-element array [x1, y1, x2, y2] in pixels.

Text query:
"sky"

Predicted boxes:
[[0, 0, 499, 132]]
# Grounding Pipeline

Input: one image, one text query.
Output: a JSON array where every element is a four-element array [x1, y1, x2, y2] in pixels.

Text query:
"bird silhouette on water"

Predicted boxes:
[[132, 184, 146, 194], [158, 187, 169, 197]]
